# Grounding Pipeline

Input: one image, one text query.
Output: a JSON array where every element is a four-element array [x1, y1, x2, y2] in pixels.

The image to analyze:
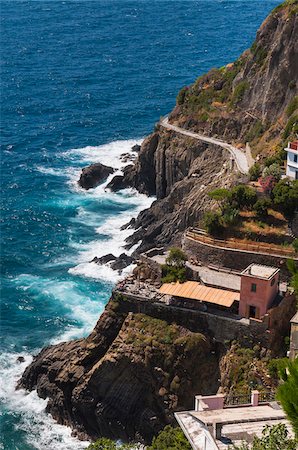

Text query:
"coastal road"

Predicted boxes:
[[160, 117, 251, 174]]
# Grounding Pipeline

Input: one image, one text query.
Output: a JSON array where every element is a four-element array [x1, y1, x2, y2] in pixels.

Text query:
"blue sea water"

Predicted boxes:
[[1, 1, 280, 448]]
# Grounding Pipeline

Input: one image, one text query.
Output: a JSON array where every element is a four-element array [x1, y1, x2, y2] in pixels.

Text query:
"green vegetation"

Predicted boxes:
[[254, 198, 272, 219], [161, 247, 187, 283], [245, 120, 265, 143], [232, 423, 297, 449], [230, 81, 249, 106], [177, 86, 188, 105], [148, 425, 191, 450], [272, 179, 298, 219], [203, 211, 224, 236], [277, 358, 298, 438], [249, 163, 262, 181], [283, 114, 298, 139], [86, 438, 132, 450], [287, 259, 298, 298], [286, 95, 298, 117], [262, 163, 281, 181]]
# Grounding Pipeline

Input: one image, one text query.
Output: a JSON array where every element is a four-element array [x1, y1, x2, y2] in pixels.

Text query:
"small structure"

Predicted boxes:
[[175, 391, 293, 449], [159, 281, 239, 312], [285, 140, 298, 180], [289, 311, 298, 360], [239, 264, 280, 319]]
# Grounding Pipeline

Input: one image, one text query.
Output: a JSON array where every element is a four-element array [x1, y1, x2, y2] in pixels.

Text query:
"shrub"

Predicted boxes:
[[254, 198, 272, 219], [293, 239, 298, 253], [208, 188, 231, 202], [86, 438, 131, 450], [230, 81, 249, 106], [272, 179, 298, 219], [203, 211, 224, 235], [148, 425, 191, 450], [286, 95, 298, 117], [161, 265, 186, 284], [222, 205, 239, 226], [166, 247, 187, 268], [230, 185, 257, 209], [232, 423, 297, 449], [245, 120, 264, 142], [283, 114, 298, 139], [176, 86, 188, 105], [262, 163, 282, 181], [249, 163, 262, 181], [259, 175, 277, 194]]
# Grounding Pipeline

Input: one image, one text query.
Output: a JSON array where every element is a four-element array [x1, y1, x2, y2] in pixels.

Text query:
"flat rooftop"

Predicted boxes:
[[241, 264, 279, 280], [176, 404, 294, 449], [159, 281, 239, 308]]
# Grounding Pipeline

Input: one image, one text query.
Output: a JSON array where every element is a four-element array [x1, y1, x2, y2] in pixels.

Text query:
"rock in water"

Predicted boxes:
[[106, 174, 129, 192], [78, 163, 114, 190]]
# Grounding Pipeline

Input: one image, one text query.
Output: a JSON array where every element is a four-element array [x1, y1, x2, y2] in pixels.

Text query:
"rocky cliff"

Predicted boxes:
[[121, 1, 297, 251], [18, 298, 220, 443]]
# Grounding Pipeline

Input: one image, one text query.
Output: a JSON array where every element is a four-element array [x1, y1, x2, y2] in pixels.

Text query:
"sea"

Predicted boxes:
[[0, 1, 280, 449]]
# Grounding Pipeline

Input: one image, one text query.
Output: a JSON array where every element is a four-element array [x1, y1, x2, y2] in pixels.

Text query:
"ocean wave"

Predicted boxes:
[[13, 274, 105, 341], [0, 352, 90, 450], [61, 138, 143, 168]]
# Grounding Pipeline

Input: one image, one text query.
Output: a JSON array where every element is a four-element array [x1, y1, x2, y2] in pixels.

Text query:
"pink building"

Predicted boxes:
[[239, 264, 280, 319]]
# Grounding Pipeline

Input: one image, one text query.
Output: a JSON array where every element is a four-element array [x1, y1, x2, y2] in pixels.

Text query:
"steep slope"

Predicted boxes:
[[18, 299, 219, 443], [122, 1, 297, 251]]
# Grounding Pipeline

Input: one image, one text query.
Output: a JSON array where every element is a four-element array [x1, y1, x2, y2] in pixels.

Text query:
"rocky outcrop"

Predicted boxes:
[[79, 163, 114, 190], [18, 299, 219, 443]]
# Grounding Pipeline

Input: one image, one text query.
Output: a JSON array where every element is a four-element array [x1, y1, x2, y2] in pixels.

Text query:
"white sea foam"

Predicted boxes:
[[14, 274, 105, 342], [0, 352, 90, 450], [61, 138, 142, 168]]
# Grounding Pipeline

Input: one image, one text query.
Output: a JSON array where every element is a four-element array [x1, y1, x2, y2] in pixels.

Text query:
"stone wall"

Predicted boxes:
[[113, 291, 269, 349], [183, 236, 292, 281]]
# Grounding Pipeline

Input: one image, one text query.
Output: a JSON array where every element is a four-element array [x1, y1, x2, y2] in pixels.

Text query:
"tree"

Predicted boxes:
[[148, 425, 191, 450], [230, 185, 257, 209], [277, 358, 298, 438], [272, 179, 298, 220], [249, 163, 262, 181], [253, 198, 271, 219], [204, 211, 224, 235], [262, 163, 282, 181], [166, 248, 187, 268], [232, 423, 297, 449], [208, 188, 231, 202]]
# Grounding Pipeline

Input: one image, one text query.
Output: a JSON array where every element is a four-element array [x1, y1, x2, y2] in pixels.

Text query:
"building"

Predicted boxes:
[[285, 140, 298, 180], [239, 264, 280, 319], [159, 264, 280, 321], [289, 312, 298, 360], [175, 391, 293, 449]]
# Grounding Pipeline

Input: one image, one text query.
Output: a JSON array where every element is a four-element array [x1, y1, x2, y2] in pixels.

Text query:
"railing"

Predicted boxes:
[[186, 228, 297, 258], [224, 393, 251, 407], [259, 390, 276, 403]]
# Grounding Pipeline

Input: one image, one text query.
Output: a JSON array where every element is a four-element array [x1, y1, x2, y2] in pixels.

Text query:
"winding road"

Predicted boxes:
[[160, 117, 252, 174]]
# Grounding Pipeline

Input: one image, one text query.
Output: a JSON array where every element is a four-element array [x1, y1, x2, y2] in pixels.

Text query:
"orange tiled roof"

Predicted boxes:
[[159, 281, 239, 307]]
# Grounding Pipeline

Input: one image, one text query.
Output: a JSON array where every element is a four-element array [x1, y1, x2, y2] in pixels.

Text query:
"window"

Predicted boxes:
[[251, 283, 257, 292], [294, 154, 298, 163]]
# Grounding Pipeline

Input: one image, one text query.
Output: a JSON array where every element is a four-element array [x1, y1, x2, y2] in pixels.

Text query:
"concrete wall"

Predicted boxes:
[[183, 236, 292, 281]]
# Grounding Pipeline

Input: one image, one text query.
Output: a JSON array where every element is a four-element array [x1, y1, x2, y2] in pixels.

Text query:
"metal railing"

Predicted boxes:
[[224, 393, 251, 407], [259, 390, 276, 403]]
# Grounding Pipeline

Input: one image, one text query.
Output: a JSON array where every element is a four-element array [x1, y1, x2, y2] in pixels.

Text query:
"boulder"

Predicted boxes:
[[110, 253, 134, 271], [78, 163, 114, 190], [106, 175, 130, 192], [91, 254, 116, 265], [131, 144, 141, 152]]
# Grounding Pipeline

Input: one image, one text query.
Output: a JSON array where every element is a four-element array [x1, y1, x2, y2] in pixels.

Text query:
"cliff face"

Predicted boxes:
[[171, 1, 298, 155], [125, 130, 239, 252], [122, 1, 297, 251], [19, 299, 219, 443]]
